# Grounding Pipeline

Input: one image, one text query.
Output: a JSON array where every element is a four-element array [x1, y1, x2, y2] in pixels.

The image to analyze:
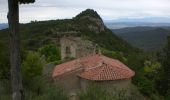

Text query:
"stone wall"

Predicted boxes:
[[60, 36, 98, 60], [54, 71, 133, 99], [54, 71, 132, 94], [60, 37, 77, 60], [80, 78, 132, 94], [54, 68, 83, 93]]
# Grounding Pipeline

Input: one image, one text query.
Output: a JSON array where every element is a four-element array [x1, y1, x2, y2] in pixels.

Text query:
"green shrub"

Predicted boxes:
[[102, 49, 127, 63], [39, 44, 60, 62], [25, 78, 68, 100], [133, 75, 155, 97], [38, 84, 68, 100], [78, 85, 108, 100], [0, 80, 11, 100], [22, 51, 46, 81], [0, 42, 10, 80], [52, 60, 62, 65], [78, 84, 141, 100]]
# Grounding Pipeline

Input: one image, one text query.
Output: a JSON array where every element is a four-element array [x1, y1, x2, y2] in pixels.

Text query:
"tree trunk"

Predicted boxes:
[[7, 0, 24, 100]]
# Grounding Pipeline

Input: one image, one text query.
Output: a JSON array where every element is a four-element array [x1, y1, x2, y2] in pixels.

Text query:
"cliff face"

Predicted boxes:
[[74, 9, 105, 33], [86, 17, 105, 33]]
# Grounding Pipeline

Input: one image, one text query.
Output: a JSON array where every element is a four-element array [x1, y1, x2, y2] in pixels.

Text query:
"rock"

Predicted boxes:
[[75, 9, 106, 33]]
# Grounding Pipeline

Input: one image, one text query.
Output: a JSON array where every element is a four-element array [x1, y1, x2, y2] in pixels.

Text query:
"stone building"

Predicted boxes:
[[60, 36, 100, 60], [52, 36, 135, 97]]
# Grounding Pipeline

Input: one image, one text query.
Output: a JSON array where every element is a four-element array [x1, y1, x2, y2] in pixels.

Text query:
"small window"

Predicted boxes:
[[66, 46, 71, 55]]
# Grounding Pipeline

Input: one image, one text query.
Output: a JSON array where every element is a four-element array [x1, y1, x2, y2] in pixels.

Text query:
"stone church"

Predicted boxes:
[[52, 36, 135, 96]]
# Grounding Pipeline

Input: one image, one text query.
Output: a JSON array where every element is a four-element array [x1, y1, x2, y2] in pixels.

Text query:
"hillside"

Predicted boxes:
[[0, 9, 163, 100], [112, 27, 170, 51], [0, 9, 137, 53], [105, 22, 170, 29], [0, 9, 140, 81]]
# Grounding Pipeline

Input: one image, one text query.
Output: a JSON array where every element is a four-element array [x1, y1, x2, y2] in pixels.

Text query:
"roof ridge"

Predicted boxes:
[[92, 63, 111, 80], [101, 55, 133, 72]]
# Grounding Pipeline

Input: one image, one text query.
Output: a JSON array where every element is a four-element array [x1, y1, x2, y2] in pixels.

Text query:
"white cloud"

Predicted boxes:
[[1, 0, 170, 23]]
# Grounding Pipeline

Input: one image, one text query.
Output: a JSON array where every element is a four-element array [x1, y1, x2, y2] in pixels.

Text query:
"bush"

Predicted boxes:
[[22, 51, 46, 81], [25, 77, 68, 100], [78, 85, 109, 100], [102, 49, 127, 63], [0, 80, 11, 100], [37, 83, 68, 100], [78, 84, 142, 100], [0, 42, 10, 80], [133, 75, 155, 97], [39, 44, 60, 62], [52, 60, 62, 65]]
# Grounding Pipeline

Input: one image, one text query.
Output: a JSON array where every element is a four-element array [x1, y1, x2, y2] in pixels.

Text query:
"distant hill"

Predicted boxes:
[[0, 9, 155, 99], [0, 24, 8, 30], [105, 22, 170, 29], [112, 26, 170, 51], [0, 9, 138, 54]]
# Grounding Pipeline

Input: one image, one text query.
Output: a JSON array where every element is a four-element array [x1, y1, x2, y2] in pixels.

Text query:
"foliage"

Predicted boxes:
[[0, 77, 68, 100], [0, 41, 10, 80], [113, 27, 170, 51], [78, 84, 144, 100], [102, 49, 128, 63], [39, 44, 60, 62], [33, 83, 68, 100], [75, 9, 101, 20], [133, 75, 156, 97], [0, 9, 164, 99], [156, 36, 170, 98], [144, 60, 161, 73], [102, 48, 157, 97], [144, 60, 161, 80], [78, 85, 108, 100], [22, 51, 46, 81], [21, 51, 67, 100], [0, 80, 11, 100], [125, 52, 162, 99], [52, 60, 62, 65], [25, 77, 68, 100]]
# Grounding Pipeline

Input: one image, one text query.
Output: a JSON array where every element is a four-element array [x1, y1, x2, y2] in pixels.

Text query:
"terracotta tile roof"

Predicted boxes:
[[52, 59, 81, 78], [79, 63, 135, 81], [52, 54, 135, 81], [80, 55, 102, 68]]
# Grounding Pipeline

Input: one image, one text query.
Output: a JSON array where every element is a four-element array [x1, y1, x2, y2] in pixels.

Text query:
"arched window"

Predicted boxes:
[[66, 46, 71, 55]]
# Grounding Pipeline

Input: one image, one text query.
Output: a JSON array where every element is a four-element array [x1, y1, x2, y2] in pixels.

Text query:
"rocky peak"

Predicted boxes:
[[75, 9, 105, 33], [75, 9, 101, 19]]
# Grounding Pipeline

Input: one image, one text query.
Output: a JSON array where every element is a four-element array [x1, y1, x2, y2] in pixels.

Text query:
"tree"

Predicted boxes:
[[157, 36, 170, 98], [162, 36, 170, 98], [7, 0, 35, 100], [144, 60, 161, 78], [22, 51, 45, 81], [39, 44, 61, 62], [0, 42, 10, 80]]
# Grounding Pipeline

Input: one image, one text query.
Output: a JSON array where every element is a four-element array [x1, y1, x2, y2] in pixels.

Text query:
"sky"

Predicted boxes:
[[1, 0, 170, 23]]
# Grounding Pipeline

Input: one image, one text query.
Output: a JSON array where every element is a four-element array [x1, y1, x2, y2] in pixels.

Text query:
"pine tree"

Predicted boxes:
[[158, 36, 170, 98]]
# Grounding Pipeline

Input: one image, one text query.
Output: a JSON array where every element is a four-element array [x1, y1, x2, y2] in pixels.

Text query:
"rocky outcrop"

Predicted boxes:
[[78, 16, 105, 33], [75, 9, 106, 33]]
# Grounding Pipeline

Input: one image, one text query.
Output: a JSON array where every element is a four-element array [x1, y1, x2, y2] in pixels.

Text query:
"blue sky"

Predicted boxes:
[[1, 0, 170, 23]]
